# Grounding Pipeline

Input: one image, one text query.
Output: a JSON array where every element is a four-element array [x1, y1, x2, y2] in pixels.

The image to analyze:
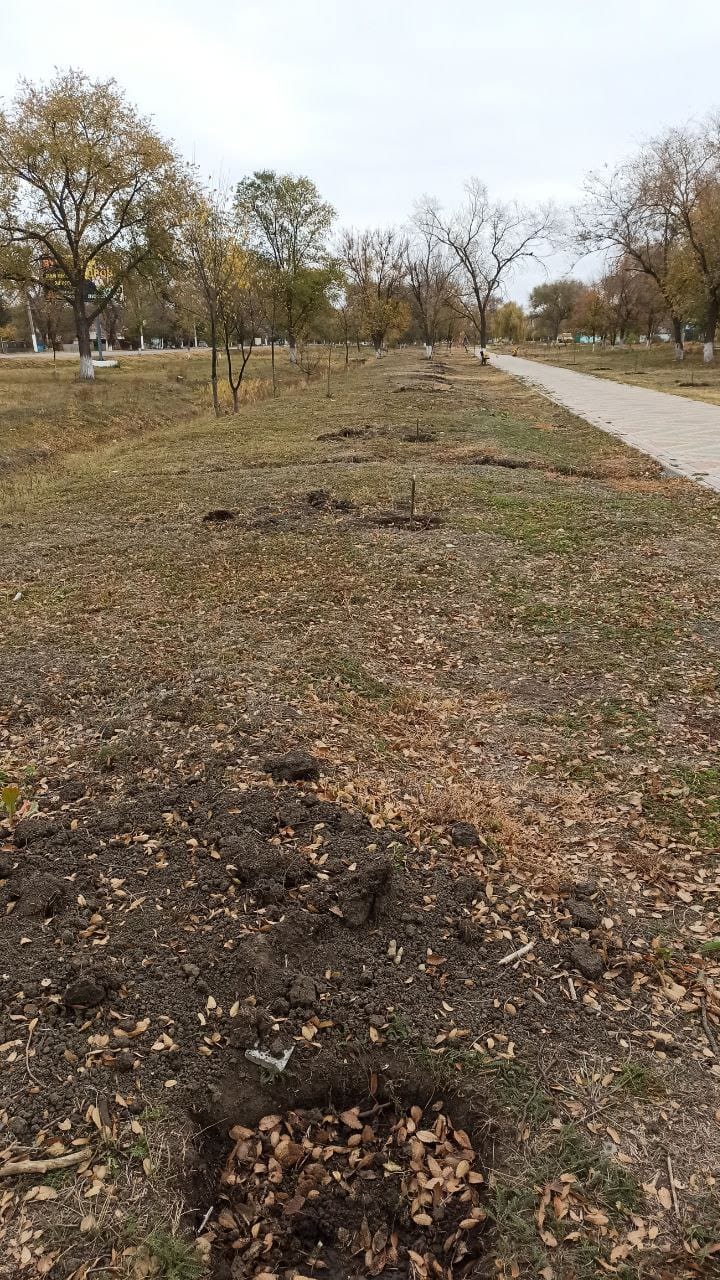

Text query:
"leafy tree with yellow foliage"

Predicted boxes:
[[236, 171, 336, 365], [0, 70, 182, 379]]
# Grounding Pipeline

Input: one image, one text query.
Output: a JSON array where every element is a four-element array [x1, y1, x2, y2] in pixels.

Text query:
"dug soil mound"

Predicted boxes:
[[210, 1093, 489, 1278], [2, 771, 646, 1149]]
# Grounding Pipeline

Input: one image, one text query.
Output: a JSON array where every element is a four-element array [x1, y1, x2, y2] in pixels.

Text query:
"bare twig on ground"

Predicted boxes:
[[700, 996, 719, 1057], [24, 1018, 39, 1086], [667, 1155, 680, 1217], [0, 1149, 90, 1178], [498, 939, 535, 966]]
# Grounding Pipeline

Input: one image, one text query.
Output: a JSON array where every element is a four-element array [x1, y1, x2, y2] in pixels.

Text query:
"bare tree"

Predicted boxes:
[[651, 124, 720, 362], [418, 179, 555, 350], [600, 263, 637, 345], [626, 267, 667, 344], [404, 227, 455, 358], [340, 227, 408, 357], [577, 134, 706, 360], [221, 267, 262, 413], [180, 183, 240, 415]]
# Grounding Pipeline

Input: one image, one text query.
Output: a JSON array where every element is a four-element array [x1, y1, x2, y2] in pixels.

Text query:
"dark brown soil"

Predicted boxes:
[[359, 511, 444, 529], [402, 430, 436, 443], [317, 426, 378, 442], [0, 770, 654, 1161], [465, 453, 658, 481]]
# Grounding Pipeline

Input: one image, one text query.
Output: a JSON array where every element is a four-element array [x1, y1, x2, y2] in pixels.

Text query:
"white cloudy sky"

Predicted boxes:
[[2, 0, 719, 298]]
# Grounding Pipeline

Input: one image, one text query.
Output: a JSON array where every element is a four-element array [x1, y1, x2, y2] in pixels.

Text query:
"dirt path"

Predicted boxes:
[[492, 351, 720, 491]]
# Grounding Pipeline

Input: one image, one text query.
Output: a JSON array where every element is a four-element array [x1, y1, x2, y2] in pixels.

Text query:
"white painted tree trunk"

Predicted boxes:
[[140, 321, 145, 351], [79, 353, 95, 380], [26, 298, 38, 353], [675, 343, 684, 362], [288, 344, 297, 364], [424, 343, 433, 359], [704, 341, 715, 364]]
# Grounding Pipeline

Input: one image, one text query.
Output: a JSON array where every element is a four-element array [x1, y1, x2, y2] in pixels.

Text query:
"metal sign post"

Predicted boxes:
[[40, 256, 119, 366]]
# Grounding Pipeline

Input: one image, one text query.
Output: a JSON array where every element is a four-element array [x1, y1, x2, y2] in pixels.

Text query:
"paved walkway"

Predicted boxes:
[[490, 353, 720, 492]]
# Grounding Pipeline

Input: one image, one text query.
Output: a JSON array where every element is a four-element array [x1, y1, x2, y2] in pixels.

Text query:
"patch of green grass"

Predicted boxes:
[[683, 1193, 720, 1260], [613, 1062, 664, 1099], [143, 1231, 205, 1280], [488, 1124, 643, 1275], [645, 766, 720, 844], [332, 655, 390, 700], [528, 753, 602, 783], [418, 1047, 554, 1123], [486, 1182, 541, 1261], [541, 1125, 642, 1216]]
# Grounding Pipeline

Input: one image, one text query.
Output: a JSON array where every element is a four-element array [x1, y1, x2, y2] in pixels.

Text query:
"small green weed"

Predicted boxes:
[[144, 1231, 204, 1280], [614, 1061, 664, 1098], [386, 1013, 414, 1043], [333, 655, 389, 700], [130, 1135, 150, 1160]]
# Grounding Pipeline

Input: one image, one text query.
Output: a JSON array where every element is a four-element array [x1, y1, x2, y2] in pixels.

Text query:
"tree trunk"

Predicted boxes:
[[424, 342, 433, 359], [672, 316, 684, 362], [288, 332, 297, 364], [224, 323, 239, 413], [479, 308, 487, 351], [210, 312, 219, 415], [75, 298, 95, 381], [703, 299, 718, 364], [26, 296, 38, 353]]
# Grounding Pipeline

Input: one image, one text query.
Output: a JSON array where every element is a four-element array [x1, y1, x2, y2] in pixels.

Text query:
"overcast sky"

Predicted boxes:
[[2, 0, 719, 298]]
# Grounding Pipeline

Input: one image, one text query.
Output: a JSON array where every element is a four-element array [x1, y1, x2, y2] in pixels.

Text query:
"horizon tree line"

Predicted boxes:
[[1, 70, 719, 392]]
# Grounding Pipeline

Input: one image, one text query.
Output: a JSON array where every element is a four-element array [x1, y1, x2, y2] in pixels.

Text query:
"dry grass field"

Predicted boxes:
[[0, 347, 325, 481], [1, 347, 720, 1278], [513, 341, 720, 407]]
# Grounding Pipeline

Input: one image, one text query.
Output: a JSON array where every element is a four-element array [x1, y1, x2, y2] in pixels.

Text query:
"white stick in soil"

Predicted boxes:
[[498, 939, 535, 966]]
